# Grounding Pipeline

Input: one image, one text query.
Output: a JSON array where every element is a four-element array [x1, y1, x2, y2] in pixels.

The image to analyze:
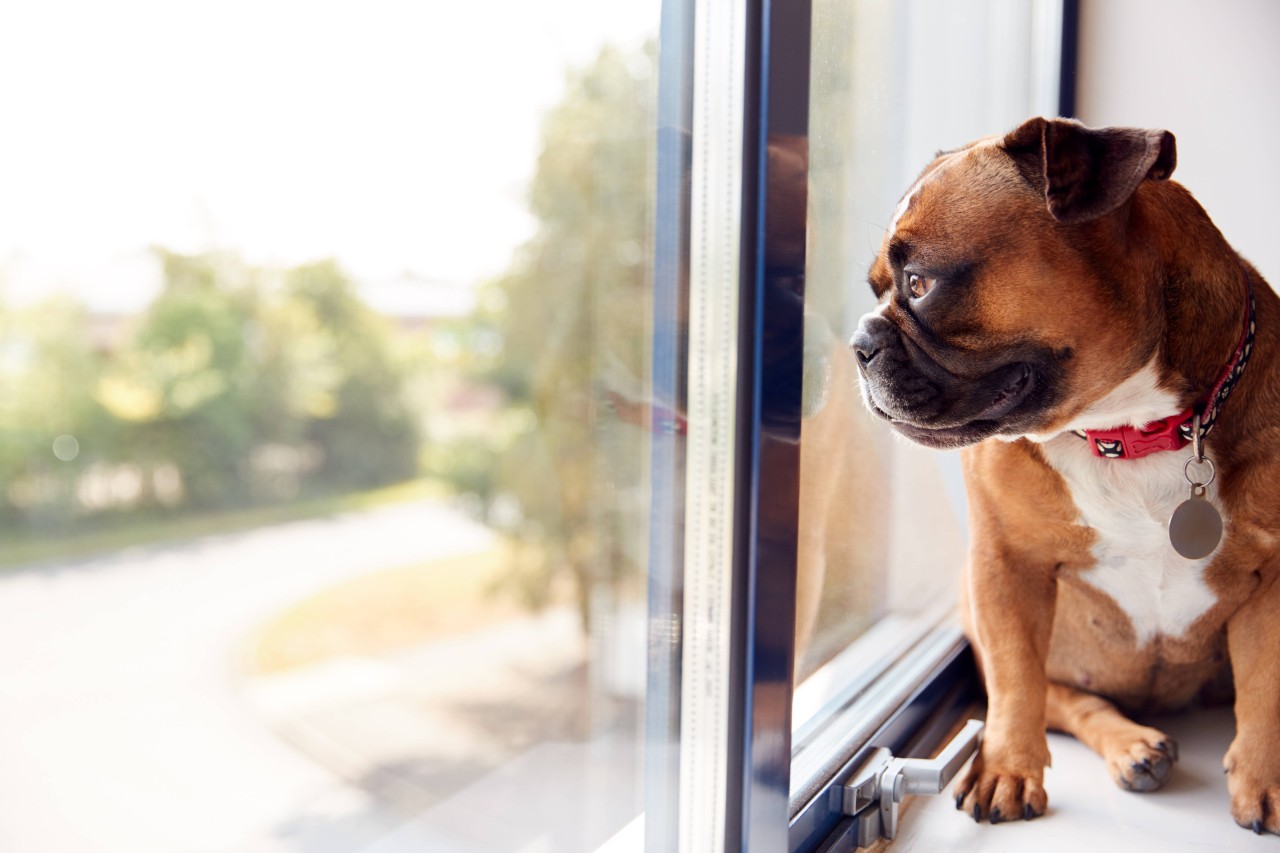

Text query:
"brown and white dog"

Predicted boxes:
[[852, 116, 1280, 834]]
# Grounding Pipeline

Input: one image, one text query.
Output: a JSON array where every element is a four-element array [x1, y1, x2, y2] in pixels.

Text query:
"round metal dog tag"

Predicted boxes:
[[1169, 487, 1223, 559]]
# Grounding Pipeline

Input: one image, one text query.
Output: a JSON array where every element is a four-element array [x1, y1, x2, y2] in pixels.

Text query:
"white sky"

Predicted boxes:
[[0, 1, 658, 312]]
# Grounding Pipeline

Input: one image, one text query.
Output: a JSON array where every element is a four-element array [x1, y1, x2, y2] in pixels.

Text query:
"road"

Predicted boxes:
[[0, 500, 494, 853]]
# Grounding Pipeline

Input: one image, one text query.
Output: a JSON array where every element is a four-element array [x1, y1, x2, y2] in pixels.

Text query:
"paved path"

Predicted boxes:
[[0, 500, 494, 853], [240, 603, 645, 853]]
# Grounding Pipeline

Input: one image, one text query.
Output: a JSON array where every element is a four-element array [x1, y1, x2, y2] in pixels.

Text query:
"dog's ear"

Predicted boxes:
[[1001, 117, 1176, 224]]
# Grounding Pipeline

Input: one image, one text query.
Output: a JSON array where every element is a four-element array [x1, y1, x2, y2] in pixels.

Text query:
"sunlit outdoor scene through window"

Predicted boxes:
[[0, 3, 659, 851]]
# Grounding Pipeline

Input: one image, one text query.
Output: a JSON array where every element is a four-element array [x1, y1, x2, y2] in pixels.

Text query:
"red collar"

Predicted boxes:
[[1076, 273, 1256, 460]]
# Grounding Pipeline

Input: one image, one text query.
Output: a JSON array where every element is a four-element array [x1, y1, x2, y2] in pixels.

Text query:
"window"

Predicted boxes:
[[0, 3, 670, 851], [668, 0, 1072, 850], [0, 1, 1071, 851]]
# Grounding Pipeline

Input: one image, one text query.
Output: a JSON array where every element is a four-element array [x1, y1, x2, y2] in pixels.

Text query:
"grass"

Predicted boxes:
[[0, 478, 449, 570], [247, 542, 562, 674]]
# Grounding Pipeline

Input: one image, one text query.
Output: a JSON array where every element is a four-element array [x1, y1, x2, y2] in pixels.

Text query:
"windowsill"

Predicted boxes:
[[793, 606, 954, 741], [894, 705, 1273, 852]]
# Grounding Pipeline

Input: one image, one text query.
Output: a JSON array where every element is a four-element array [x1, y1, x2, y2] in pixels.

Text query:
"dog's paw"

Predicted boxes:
[[953, 754, 1048, 824], [1227, 774, 1280, 835], [1225, 747, 1280, 835], [1102, 729, 1178, 793]]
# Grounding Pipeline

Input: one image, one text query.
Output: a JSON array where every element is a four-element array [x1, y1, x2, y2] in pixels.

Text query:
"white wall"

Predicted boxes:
[[1076, 0, 1280, 283]]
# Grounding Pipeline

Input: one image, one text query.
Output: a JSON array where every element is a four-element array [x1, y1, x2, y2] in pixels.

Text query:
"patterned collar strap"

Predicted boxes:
[[1075, 271, 1257, 460]]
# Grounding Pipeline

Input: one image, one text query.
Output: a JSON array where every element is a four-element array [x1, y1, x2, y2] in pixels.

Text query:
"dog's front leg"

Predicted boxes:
[[956, 533, 1057, 823], [1224, 565, 1280, 835]]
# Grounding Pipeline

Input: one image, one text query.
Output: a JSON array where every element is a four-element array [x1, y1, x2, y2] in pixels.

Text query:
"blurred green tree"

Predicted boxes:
[[97, 251, 263, 508], [91, 252, 419, 511], [0, 296, 111, 526], [476, 42, 657, 626], [283, 260, 420, 490]]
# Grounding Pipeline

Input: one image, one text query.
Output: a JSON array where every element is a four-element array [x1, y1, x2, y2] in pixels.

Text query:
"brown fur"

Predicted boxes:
[[795, 328, 888, 676], [867, 118, 1280, 832], [772, 134, 889, 674]]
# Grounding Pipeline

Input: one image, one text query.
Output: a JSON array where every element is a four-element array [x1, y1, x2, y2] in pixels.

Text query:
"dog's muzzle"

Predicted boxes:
[[850, 314, 1041, 448]]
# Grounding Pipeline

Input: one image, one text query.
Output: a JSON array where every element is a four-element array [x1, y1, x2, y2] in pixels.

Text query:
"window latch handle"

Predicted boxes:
[[879, 718, 983, 840], [892, 718, 984, 796], [842, 718, 984, 846]]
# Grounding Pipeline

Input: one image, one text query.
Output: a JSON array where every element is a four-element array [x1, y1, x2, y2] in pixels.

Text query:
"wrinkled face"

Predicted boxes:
[[852, 140, 1157, 449]]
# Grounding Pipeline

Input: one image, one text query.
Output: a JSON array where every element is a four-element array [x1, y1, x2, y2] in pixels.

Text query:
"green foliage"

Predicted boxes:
[[0, 251, 422, 527], [0, 297, 111, 526], [422, 435, 496, 504], [457, 41, 658, 624], [283, 262, 420, 490], [109, 251, 261, 507]]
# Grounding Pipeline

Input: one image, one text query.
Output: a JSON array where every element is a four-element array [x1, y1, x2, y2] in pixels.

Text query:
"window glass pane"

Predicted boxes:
[[796, 0, 1062, 700], [0, 3, 669, 851]]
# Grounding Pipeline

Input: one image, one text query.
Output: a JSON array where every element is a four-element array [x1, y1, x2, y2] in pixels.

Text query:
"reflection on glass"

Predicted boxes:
[[796, 0, 1062, 683], [0, 4, 665, 852]]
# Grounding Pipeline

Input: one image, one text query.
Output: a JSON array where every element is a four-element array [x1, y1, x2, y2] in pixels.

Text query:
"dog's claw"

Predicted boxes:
[[1253, 820, 1264, 835], [956, 765, 1045, 826]]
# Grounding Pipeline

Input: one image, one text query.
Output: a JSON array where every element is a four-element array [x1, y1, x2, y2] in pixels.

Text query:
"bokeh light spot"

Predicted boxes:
[[52, 434, 80, 462]]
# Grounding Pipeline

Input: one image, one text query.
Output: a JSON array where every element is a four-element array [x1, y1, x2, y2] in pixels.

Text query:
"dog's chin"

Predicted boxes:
[[884, 416, 1003, 449]]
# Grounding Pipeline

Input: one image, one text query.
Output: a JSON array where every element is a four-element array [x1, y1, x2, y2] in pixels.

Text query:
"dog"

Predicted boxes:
[[851, 116, 1279, 835]]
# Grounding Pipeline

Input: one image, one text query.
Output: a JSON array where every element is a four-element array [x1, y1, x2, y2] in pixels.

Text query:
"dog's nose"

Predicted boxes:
[[850, 329, 879, 366], [850, 317, 895, 367]]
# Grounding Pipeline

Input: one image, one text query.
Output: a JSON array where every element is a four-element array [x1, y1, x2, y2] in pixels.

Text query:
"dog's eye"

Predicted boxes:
[[908, 273, 937, 299]]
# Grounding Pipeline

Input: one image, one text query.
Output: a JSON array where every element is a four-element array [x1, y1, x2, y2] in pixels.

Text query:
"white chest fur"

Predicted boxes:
[[1040, 434, 1220, 645], [1027, 361, 1224, 644]]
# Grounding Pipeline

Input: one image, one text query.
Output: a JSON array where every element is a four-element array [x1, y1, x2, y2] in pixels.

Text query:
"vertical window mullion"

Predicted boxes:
[[739, 0, 811, 848]]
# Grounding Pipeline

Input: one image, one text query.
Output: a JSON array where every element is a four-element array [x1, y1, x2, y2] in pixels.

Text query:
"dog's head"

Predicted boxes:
[[851, 116, 1178, 449]]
